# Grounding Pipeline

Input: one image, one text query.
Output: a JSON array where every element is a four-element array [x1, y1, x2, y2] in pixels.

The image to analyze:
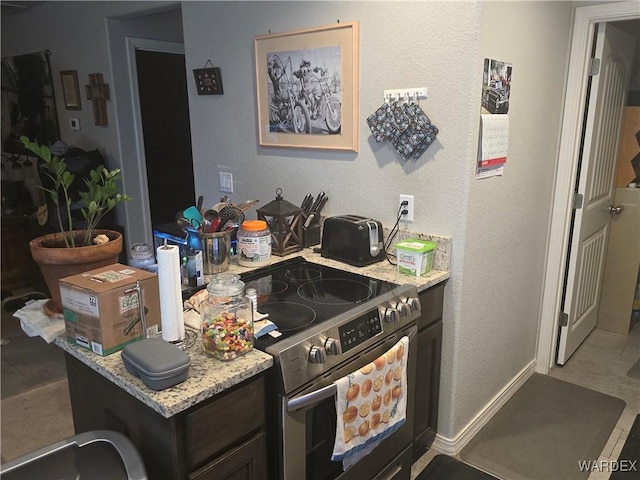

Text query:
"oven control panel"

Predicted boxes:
[[338, 311, 383, 353]]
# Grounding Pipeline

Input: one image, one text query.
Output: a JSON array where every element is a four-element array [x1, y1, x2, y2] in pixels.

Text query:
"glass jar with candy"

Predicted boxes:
[[200, 273, 254, 360]]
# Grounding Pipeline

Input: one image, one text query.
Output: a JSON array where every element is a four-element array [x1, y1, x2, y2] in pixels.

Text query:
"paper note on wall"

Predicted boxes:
[[476, 114, 508, 179], [480, 114, 509, 167]]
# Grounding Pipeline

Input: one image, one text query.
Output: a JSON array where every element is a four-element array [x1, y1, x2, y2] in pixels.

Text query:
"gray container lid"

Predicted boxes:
[[121, 337, 190, 379]]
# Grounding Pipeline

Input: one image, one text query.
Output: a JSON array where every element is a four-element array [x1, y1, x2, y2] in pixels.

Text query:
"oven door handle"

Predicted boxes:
[[286, 325, 418, 413], [287, 383, 337, 412]]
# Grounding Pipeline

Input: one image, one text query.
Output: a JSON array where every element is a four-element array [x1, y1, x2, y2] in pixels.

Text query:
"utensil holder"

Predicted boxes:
[[199, 231, 231, 274]]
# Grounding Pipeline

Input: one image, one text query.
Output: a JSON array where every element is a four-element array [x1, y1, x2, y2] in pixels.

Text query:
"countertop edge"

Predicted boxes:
[[56, 336, 273, 418]]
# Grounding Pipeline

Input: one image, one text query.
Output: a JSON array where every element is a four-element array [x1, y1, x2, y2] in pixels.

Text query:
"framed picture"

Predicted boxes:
[[254, 21, 359, 152], [60, 70, 81, 110]]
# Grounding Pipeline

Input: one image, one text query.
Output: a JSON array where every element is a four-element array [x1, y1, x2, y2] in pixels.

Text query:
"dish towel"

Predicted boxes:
[[332, 335, 409, 471]]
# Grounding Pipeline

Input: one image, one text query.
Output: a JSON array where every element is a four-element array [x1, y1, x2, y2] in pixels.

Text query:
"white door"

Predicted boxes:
[[557, 22, 635, 364]]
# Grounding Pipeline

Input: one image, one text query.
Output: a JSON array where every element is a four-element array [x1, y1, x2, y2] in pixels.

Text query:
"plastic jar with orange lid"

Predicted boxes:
[[237, 220, 271, 267]]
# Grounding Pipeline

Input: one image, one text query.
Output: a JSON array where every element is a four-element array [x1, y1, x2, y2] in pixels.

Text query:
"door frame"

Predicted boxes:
[[125, 37, 186, 245], [536, 1, 640, 374]]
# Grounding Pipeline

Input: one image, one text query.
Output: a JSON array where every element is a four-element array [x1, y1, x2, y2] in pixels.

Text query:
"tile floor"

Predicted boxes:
[[2, 291, 638, 479], [410, 320, 640, 480]]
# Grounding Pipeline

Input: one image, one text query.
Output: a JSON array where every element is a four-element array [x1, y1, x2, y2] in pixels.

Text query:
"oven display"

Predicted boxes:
[[339, 312, 382, 353]]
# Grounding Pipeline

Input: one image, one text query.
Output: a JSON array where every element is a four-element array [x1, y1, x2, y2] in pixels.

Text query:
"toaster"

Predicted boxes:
[[321, 215, 386, 267]]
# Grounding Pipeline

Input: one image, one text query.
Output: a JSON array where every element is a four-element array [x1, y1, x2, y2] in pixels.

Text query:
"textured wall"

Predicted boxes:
[[444, 0, 573, 438]]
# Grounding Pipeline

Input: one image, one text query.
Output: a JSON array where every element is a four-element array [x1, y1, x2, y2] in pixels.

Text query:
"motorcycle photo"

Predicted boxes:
[[267, 54, 311, 134], [267, 55, 341, 135], [293, 60, 342, 134]]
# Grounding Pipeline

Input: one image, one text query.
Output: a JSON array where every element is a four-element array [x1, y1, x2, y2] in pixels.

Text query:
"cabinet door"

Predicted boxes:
[[187, 376, 265, 468], [413, 319, 442, 460], [417, 284, 444, 330], [189, 432, 267, 480]]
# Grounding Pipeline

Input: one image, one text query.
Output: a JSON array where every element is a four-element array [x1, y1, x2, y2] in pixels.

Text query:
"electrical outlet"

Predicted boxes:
[[219, 172, 234, 193], [399, 194, 414, 222]]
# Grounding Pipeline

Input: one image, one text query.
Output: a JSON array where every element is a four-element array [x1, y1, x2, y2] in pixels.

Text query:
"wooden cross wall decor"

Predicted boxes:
[[85, 73, 110, 126]]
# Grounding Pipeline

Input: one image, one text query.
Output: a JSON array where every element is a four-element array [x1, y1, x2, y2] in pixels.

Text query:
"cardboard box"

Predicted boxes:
[[60, 264, 161, 356], [395, 239, 436, 277]]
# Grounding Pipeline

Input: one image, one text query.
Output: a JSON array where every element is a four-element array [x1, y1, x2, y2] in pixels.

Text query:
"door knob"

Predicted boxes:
[[608, 205, 624, 215]]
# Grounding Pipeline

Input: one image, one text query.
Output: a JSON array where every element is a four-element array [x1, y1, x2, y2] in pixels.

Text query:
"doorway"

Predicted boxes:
[[135, 49, 195, 227], [537, 2, 640, 373]]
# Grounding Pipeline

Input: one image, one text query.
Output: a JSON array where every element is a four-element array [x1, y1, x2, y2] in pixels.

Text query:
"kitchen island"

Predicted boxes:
[[55, 235, 451, 478]]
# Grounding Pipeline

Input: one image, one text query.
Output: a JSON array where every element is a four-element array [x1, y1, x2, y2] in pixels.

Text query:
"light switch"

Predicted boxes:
[[219, 172, 234, 193]]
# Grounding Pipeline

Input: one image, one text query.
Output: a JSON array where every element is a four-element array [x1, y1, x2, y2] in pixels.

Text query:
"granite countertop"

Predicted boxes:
[[54, 231, 451, 420], [56, 334, 273, 419]]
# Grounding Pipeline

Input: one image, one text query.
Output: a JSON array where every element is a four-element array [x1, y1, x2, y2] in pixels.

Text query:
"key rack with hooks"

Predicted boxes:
[[383, 87, 428, 103]]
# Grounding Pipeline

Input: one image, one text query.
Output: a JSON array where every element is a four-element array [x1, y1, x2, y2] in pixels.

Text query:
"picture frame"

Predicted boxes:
[[60, 70, 81, 110], [193, 66, 223, 95], [254, 21, 359, 152]]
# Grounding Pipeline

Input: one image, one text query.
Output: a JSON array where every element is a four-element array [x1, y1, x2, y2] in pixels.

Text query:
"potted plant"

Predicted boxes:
[[21, 136, 131, 315]]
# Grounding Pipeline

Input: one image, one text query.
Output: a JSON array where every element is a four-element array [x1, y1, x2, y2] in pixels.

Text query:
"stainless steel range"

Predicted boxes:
[[241, 257, 421, 480]]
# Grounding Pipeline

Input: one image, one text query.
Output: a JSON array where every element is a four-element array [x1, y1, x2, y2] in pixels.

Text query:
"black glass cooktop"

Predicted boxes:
[[240, 257, 396, 349]]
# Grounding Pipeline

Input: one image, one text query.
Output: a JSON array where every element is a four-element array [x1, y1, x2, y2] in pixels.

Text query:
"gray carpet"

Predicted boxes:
[[0, 379, 75, 463], [1, 298, 74, 463], [627, 358, 640, 380], [1, 298, 67, 400], [460, 373, 626, 480]]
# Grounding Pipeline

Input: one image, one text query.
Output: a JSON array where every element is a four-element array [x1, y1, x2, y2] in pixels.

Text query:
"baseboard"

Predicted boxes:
[[431, 359, 536, 455]]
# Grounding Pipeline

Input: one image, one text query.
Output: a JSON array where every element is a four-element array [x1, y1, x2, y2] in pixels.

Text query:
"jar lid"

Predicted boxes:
[[206, 272, 245, 297], [241, 220, 268, 231], [131, 242, 153, 258]]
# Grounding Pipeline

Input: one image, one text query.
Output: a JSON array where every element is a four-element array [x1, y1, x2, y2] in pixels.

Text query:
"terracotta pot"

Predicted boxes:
[[29, 229, 123, 315]]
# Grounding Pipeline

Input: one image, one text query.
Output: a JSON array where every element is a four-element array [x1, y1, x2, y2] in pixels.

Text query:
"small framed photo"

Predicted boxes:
[[254, 21, 359, 152], [193, 67, 223, 95], [60, 70, 81, 110]]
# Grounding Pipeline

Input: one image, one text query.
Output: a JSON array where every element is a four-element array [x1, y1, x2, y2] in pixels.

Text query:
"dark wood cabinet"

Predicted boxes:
[[413, 283, 444, 461], [1, 214, 33, 292], [65, 354, 268, 480]]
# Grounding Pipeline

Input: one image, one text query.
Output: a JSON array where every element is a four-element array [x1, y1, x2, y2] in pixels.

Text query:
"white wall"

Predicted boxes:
[[1, 0, 574, 443]]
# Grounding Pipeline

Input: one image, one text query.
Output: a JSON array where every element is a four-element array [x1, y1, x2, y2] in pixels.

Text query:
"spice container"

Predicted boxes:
[[237, 220, 271, 267], [200, 273, 254, 360]]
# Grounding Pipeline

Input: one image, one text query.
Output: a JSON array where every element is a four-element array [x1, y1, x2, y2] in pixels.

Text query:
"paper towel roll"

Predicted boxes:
[[157, 245, 185, 342]]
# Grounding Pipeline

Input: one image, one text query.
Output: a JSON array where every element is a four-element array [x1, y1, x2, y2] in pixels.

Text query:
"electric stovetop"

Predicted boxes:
[[240, 257, 396, 350]]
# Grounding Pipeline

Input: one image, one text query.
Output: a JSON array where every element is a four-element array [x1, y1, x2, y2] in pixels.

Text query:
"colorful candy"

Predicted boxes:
[[202, 310, 254, 361]]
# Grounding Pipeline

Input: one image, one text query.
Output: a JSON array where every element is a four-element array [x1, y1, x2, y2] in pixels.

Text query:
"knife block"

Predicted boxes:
[[303, 225, 321, 248]]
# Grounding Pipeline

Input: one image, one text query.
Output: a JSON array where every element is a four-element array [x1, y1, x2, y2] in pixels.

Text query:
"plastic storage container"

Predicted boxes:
[[395, 239, 437, 277], [121, 337, 191, 391], [200, 273, 254, 360], [237, 220, 271, 267], [129, 242, 156, 271]]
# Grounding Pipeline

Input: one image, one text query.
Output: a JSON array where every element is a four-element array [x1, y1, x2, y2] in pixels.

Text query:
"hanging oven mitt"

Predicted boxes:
[[392, 103, 438, 160], [366, 101, 410, 143], [331, 336, 409, 471]]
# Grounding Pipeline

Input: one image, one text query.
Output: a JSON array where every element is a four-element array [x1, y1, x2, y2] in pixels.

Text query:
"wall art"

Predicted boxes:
[[60, 70, 81, 110], [254, 21, 359, 152]]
